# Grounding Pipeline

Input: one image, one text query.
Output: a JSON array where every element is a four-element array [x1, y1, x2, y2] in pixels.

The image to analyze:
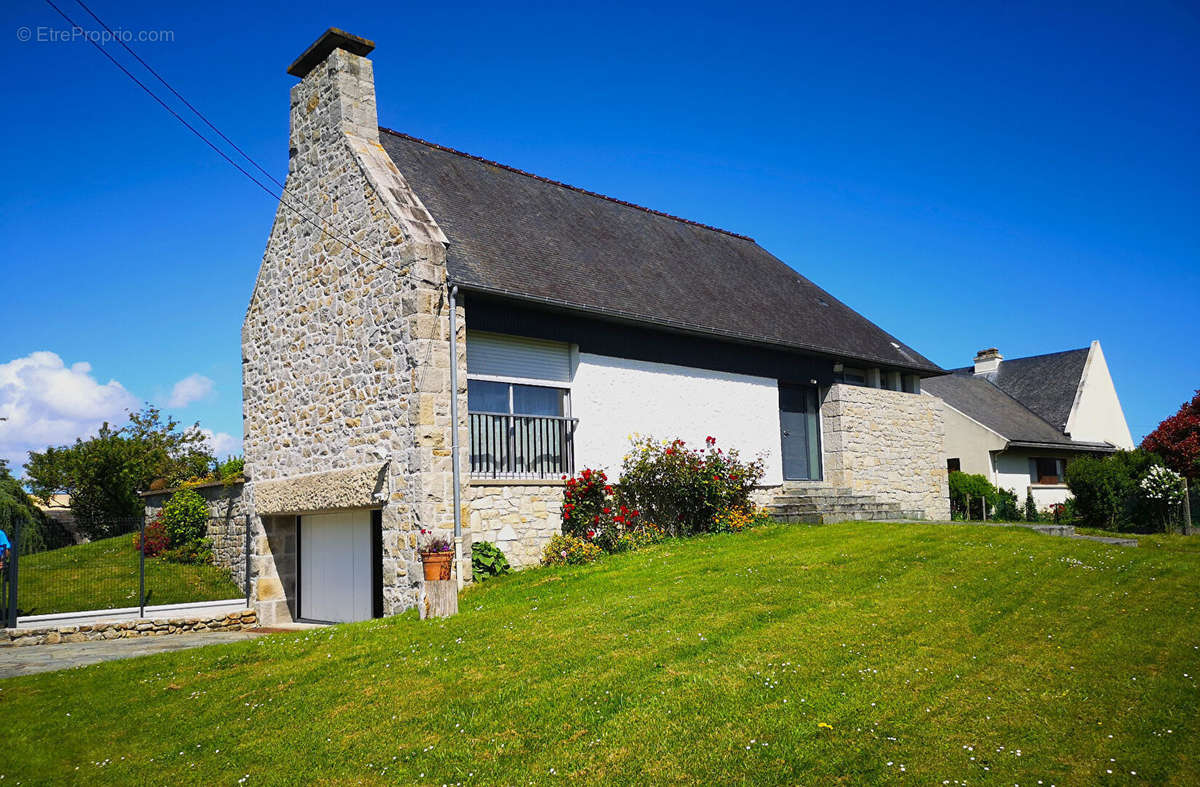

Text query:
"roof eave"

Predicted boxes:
[[1005, 440, 1117, 453], [456, 282, 946, 376]]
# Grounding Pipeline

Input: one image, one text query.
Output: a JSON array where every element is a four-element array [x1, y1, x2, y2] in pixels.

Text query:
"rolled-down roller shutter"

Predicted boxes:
[[466, 331, 571, 383]]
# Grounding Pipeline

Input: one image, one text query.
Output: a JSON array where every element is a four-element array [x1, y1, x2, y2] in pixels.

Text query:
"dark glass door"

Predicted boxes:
[[779, 384, 821, 481]]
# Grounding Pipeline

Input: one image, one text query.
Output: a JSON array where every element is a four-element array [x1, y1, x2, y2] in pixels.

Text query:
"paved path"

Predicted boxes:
[[0, 631, 263, 679]]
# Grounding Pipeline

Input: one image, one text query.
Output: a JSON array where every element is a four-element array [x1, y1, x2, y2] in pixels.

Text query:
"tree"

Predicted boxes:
[[24, 406, 214, 538], [1142, 390, 1200, 481], [0, 460, 68, 554], [1024, 489, 1038, 522]]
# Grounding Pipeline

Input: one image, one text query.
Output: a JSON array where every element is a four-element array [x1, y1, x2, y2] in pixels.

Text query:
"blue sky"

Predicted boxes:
[[0, 0, 1196, 470]]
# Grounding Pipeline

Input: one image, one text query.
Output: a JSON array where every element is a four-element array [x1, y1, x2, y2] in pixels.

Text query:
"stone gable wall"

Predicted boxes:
[[242, 47, 455, 623], [821, 383, 950, 520]]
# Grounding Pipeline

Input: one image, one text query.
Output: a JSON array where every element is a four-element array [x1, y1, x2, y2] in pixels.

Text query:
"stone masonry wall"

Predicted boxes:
[[143, 481, 248, 592], [821, 383, 950, 520], [464, 482, 565, 569], [2, 609, 257, 647], [242, 44, 455, 623]]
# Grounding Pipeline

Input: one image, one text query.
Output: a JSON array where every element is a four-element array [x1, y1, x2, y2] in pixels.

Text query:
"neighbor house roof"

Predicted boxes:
[[945, 348, 1089, 432], [379, 129, 942, 374]]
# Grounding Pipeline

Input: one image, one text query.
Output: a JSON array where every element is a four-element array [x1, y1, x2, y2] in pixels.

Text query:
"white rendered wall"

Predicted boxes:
[[570, 353, 784, 485], [1066, 341, 1135, 449], [933, 397, 1007, 478], [993, 451, 1071, 508]]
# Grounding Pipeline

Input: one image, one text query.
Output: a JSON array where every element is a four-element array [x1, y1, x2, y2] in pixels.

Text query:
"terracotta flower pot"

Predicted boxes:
[[420, 551, 453, 581]]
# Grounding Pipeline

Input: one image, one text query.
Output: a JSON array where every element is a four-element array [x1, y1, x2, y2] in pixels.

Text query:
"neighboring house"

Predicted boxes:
[[923, 343, 1134, 509], [242, 29, 950, 626]]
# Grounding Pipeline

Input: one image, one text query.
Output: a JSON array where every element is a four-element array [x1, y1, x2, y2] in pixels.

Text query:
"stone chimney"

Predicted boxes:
[[973, 348, 1003, 376], [287, 28, 379, 156]]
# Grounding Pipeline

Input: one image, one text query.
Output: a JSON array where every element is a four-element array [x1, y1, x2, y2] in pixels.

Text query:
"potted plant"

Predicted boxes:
[[419, 530, 454, 581]]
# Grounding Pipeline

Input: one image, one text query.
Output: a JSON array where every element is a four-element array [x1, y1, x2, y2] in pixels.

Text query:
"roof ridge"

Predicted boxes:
[[378, 127, 756, 242]]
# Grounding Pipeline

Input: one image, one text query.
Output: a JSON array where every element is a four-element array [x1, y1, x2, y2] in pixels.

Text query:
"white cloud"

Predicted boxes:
[[167, 374, 215, 408], [200, 428, 242, 458], [0, 351, 138, 470]]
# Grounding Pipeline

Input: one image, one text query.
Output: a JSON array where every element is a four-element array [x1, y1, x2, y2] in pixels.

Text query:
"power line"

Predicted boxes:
[[72, 0, 289, 196], [42, 0, 387, 268]]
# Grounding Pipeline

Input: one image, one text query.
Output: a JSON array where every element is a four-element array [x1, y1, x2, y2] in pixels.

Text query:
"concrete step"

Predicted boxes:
[[770, 494, 884, 506], [774, 511, 917, 525]]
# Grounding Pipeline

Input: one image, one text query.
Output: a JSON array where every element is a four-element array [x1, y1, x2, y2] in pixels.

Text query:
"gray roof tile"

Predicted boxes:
[[379, 129, 941, 373]]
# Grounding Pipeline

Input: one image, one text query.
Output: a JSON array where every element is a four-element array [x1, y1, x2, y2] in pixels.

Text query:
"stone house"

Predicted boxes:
[[243, 29, 950, 626], [924, 342, 1134, 508]]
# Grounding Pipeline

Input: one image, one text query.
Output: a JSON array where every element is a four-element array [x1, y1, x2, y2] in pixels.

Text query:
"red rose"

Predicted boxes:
[[603, 507, 611, 514]]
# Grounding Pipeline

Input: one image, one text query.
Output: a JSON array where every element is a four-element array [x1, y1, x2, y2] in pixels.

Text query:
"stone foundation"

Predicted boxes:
[[465, 481, 564, 569], [821, 384, 950, 520], [1, 609, 257, 647]]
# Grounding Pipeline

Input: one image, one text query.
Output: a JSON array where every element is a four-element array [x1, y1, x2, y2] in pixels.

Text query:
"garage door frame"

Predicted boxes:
[[295, 509, 383, 623]]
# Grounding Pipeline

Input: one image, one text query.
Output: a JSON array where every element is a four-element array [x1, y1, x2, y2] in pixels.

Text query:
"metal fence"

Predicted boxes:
[[4, 514, 251, 625]]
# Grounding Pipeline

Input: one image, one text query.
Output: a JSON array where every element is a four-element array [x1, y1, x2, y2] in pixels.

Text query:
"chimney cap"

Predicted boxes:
[[287, 28, 375, 78], [974, 347, 1002, 361]]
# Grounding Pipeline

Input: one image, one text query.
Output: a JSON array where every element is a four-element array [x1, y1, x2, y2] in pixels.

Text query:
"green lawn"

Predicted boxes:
[[2, 522, 1199, 784], [16, 535, 242, 615]]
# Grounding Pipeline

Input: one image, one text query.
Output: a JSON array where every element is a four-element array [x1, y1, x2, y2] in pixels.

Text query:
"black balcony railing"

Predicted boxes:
[[469, 412, 578, 479]]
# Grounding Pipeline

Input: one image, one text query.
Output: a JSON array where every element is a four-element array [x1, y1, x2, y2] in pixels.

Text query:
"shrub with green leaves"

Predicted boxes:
[[1024, 489, 1039, 522], [947, 471, 997, 519], [471, 541, 511, 580], [994, 488, 1021, 521], [159, 488, 209, 551], [162, 537, 213, 566], [1064, 450, 1161, 532]]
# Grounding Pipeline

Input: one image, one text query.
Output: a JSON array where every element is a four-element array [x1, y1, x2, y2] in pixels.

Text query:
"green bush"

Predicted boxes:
[[161, 537, 213, 565], [216, 456, 244, 481], [994, 488, 1021, 521], [471, 541, 511, 580], [159, 488, 209, 549], [1064, 450, 1167, 532], [947, 471, 997, 520], [540, 533, 603, 566], [618, 436, 765, 537]]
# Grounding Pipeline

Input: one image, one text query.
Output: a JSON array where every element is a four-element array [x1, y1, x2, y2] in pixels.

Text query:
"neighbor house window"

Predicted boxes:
[[466, 331, 576, 478], [947, 458, 961, 473], [1030, 458, 1066, 485], [902, 375, 920, 394]]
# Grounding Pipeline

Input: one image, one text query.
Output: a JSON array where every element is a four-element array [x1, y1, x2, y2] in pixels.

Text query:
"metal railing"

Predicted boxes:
[[469, 412, 578, 479]]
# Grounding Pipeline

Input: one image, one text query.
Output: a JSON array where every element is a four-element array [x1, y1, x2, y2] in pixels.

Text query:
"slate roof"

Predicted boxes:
[[923, 375, 1081, 447], [945, 348, 1089, 432], [925, 346, 1114, 452], [379, 129, 941, 374]]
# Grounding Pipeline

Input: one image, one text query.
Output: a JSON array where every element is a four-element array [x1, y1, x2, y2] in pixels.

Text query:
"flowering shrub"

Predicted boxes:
[[133, 516, 170, 557], [618, 436, 765, 537], [712, 506, 772, 534], [560, 468, 642, 552], [541, 533, 604, 566], [612, 522, 665, 552]]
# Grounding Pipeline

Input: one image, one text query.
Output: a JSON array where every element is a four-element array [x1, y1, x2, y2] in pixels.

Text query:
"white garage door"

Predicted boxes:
[[300, 510, 372, 623]]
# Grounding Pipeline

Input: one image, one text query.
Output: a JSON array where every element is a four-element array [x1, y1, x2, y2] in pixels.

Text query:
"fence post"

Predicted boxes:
[[244, 513, 252, 610], [7, 517, 20, 628], [139, 516, 146, 619], [1183, 479, 1193, 536]]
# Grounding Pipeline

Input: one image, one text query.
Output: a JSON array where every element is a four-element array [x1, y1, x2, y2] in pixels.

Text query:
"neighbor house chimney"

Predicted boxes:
[[973, 348, 1002, 376], [287, 28, 379, 157]]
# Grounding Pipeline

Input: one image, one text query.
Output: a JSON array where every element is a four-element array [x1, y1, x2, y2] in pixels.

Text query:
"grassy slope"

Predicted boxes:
[[17, 535, 242, 615], [2, 522, 1198, 784]]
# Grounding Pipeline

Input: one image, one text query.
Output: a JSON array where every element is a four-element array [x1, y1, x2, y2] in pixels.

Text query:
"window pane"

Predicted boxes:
[[468, 380, 509, 413], [512, 384, 564, 416]]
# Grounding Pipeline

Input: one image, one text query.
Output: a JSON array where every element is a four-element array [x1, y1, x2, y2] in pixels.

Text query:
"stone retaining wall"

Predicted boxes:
[[2, 609, 257, 647], [143, 481, 249, 591]]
